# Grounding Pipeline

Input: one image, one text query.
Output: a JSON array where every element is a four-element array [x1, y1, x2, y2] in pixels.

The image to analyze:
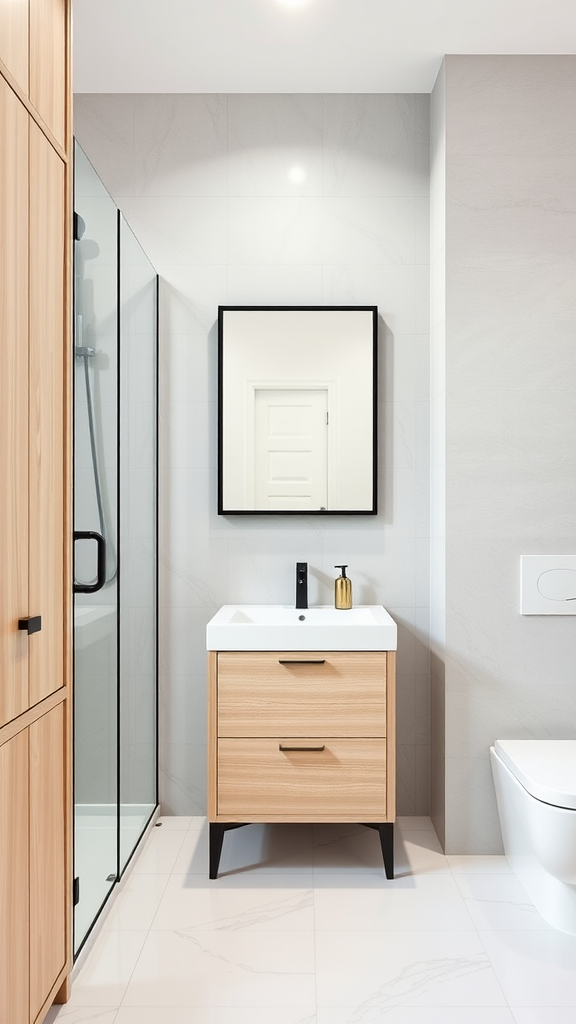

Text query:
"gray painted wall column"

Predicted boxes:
[[432, 56, 576, 853]]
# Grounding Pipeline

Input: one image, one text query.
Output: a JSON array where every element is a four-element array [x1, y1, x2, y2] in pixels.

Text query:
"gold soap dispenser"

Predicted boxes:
[[334, 565, 352, 610]]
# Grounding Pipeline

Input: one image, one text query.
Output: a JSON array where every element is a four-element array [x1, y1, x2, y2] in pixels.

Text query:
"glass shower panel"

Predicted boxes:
[[119, 215, 158, 872], [73, 142, 119, 952]]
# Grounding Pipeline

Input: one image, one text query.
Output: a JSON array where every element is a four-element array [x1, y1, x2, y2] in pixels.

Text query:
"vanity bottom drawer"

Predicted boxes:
[[217, 738, 387, 820]]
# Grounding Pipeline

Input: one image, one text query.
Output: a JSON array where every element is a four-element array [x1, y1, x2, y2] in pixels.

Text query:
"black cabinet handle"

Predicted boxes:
[[278, 659, 326, 665], [18, 615, 42, 635], [279, 744, 326, 752], [73, 531, 106, 593]]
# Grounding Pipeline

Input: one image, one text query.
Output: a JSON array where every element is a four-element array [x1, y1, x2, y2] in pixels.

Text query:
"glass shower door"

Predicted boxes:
[[73, 143, 119, 953], [119, 214, 158, 872]]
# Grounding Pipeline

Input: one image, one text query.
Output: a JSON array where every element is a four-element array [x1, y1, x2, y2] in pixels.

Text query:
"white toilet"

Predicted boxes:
[[490, 739, 576, 934]]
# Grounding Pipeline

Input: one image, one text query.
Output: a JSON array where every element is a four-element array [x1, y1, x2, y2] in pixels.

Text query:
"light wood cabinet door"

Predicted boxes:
[[29, 703, 66, 1020], [0, 76, 29, 727], [28, 121, 66, 708], [0, 0, 29, 93], [29, 0, 67, 146], [0, 729, 30, 1024]]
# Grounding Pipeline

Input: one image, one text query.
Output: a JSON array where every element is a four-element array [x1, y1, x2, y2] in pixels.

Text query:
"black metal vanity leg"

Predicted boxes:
[[378, 823, 394, 879], [209, 823, 226, 879]]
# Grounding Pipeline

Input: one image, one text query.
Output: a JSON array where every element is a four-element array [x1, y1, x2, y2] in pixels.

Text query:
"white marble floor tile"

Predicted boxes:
[[54, 816, 576, 1022], [115, 1007, 317, 1023], [121, 929, 316, 1008], [480, 929, 576, 1007], [150, 872, 314, 932], [170, 824, 209, 875], [67, 931, 148, 1006], [317, 1007, 516, 1024], [315, 930, 508, 1010], [128, 828, 187, 875], [45, 1009, 119, 1024], [448, 854, 513, 874], [313, 873, 475, 932], [219, 823, 316, 876], [395, 830, 452, 878], [312, 824, 389, 874], [511, 1010, 576, 1023], [454, 873, 551, 931], [102, 874, 171, 931]]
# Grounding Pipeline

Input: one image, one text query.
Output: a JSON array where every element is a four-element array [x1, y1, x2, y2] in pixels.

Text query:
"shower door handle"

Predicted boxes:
[[73, 531, 107, 593]]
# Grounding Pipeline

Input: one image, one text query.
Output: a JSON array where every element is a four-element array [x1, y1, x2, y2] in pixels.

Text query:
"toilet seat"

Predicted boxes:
[[495, 740, 576, 810]]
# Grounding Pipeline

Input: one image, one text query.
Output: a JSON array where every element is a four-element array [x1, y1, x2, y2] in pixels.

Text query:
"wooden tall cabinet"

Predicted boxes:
[[0, 2, 72, 1022]]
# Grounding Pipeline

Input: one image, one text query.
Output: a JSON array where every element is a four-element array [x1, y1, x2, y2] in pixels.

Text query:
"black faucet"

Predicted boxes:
[[296, 562, 308, 609]]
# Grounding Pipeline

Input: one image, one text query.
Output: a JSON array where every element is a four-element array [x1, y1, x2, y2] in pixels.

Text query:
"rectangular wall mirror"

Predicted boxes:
[[218, 306, 378, 514]]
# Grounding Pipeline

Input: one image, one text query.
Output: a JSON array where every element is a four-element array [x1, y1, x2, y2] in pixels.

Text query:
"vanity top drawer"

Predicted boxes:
[[217, 651, 386, 738]]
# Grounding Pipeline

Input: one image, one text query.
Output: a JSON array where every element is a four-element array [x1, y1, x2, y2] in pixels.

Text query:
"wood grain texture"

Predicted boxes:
[[0, 728, 30, 1024], [218, 651, 386, 738], [28, 121, 66, 709], [207, 652, 218, 820], [386, 650, 396, 821], [218, 738, 387, 819], [0, 0, 29, 92], [29, 703, 66, 1020], [29, 0, 66, 146], [0, 75, 29, 727]]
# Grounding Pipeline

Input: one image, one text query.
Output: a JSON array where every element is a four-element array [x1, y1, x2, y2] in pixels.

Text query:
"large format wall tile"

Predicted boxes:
[[441, 56, 576, 852], [74, 93, 431, 817], [133, 94, 227, 197], [228, 94, 323, 197]]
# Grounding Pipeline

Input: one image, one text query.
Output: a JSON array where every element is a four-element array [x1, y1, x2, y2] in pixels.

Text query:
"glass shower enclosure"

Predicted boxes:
[[73, 142, 158, 954]]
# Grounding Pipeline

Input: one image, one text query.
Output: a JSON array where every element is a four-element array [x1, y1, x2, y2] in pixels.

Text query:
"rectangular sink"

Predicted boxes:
[[206, 604, 397, 651]]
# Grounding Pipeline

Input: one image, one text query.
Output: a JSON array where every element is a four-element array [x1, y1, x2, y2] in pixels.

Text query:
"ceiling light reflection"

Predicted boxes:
[[288, 166, 307, 184], [276, 0, 312, 9]]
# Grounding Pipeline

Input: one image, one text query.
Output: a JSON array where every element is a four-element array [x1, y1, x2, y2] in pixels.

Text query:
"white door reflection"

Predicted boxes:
[[254, 387, 328, 511]]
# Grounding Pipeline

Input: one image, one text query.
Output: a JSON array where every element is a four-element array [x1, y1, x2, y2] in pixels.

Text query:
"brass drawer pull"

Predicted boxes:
[[279, 744, 326, 752], [278, 659, 326, 665]]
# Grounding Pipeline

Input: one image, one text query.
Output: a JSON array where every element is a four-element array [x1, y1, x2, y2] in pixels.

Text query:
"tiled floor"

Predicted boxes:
[[46, 816, 576, 1024]]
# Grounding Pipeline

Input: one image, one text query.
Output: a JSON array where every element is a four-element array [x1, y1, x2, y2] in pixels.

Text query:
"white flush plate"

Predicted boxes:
[[521, 556, 576, 615]]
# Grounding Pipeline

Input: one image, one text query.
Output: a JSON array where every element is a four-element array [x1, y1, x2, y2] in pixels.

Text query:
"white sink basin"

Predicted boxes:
[[206, 604, 397, 652]]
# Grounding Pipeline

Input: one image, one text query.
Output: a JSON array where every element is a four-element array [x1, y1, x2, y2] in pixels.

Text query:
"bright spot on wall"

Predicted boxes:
[[276, 0, 312, 8], [288, 165, 307, 184]]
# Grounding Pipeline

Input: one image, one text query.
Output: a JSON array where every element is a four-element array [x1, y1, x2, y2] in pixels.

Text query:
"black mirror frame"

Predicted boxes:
[[217, 305, 378, 516]]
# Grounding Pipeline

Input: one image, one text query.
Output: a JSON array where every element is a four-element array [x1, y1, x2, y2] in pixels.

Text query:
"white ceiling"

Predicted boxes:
[[73, 0, 576, 94]]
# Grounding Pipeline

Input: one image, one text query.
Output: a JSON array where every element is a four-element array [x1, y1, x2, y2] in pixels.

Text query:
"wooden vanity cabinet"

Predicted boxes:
[[208, 649, 396, 876]]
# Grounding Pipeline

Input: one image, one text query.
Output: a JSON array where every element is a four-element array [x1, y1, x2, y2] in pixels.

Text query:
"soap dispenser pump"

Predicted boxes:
[[334, 565, 352, 610]]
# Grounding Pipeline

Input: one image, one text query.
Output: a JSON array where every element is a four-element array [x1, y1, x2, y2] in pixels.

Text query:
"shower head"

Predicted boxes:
[[75, 346, 96, 358]]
